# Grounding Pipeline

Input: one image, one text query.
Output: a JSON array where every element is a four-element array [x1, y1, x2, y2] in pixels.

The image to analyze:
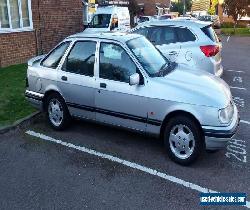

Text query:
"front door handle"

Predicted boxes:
[[61, 76, 68, 81], [100, 83, 107, 88]]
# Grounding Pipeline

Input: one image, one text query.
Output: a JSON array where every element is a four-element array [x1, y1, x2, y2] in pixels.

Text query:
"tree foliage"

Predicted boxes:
[[208, 0, 219, 15], [224, 0, 249, 25], [171, 0, 192, 15]]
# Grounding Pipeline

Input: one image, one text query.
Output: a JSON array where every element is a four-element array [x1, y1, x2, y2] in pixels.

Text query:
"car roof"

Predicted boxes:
[[66, 32, 142, 43], [135, 19, 210, 29]]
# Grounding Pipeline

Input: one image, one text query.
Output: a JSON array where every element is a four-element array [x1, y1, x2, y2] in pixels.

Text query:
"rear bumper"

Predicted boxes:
[[202, 105, 239, 150], [215, 65, 223, 77], [25, 90, 44, 111]]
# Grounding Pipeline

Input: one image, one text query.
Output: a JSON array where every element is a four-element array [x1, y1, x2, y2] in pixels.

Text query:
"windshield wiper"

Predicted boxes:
[[151, 62, 170, 77]]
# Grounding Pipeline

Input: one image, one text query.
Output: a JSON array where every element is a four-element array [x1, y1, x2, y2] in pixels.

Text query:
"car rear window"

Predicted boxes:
[[201, 25, 218, 42]]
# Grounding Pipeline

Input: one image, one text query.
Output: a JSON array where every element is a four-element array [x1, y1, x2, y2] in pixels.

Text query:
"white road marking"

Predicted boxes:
[[227, 36, 230, 42], [230, 86, 246, 90], [241, 120, 250, 125], [233, 76, 243, 83], [26, 130, 250, 209], [233, 97, 245, 108], [226, 70, 245, 73]]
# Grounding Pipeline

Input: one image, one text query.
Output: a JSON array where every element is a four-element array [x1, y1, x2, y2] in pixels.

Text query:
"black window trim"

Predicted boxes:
[[61, 40, 97, 77], [40, 41, 71, 69], [99, 41, 144, 85]]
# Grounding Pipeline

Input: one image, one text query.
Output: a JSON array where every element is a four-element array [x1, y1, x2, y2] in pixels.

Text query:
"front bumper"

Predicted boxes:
[[25, 90, 44, 111], [202, 105, 239, 150]]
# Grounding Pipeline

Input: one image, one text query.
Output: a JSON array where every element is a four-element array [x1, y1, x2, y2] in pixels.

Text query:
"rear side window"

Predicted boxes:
[[41, 42, 70, 69], [176, 27, 196, 42], [62, 41, 96, 77], [149, 26, 178, 45], [201, 26, 218, 42]]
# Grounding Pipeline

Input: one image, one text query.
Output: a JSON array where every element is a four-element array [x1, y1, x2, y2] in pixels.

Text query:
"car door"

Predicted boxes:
[[95, 41, 148, 132], [57, 40, 97, 120], [148, 26, 181, 62]]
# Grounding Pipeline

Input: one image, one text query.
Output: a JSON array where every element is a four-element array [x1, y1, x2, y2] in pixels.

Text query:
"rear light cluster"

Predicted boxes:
[[200, 45, 220, 57]]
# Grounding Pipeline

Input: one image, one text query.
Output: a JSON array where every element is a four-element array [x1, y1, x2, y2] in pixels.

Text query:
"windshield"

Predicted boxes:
[[127, 37, 170, 77], [90, 14, 111, 28]]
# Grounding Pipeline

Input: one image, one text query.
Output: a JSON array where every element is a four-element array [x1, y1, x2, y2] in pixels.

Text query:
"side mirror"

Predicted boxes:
[[129, 73, 140, 86]]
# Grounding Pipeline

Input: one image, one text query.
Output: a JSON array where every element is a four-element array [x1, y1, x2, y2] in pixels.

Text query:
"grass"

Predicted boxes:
[[0, 64, 35, 127], [221, 28, 250, 36]]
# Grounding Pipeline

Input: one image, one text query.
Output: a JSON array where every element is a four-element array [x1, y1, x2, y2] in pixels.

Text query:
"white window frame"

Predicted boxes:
[[0, 0, 33, 33]]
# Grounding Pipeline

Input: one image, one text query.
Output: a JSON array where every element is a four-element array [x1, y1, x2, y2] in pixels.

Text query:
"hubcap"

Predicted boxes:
[[48, 99, 63, 127], [169, 124, 195, 160]]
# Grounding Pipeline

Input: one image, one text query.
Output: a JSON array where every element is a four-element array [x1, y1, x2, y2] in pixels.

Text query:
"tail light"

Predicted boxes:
[[200, 45, 220, 57]]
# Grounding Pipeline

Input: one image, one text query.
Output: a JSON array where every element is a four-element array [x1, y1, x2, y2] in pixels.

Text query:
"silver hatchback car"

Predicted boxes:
[[131, 20, 223, 77], [25, 32, 239, 165]]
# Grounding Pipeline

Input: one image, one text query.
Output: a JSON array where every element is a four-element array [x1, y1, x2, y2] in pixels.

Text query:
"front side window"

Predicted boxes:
[[99, 43, 136, 83], [41, 42, 70, 69], [90, 14, 111, 28], [0, 0, 32, 31], [62, 41, 96, 77]]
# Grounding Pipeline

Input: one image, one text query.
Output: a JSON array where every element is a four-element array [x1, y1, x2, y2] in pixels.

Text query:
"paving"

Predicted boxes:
[[0, 36, 249, 210]]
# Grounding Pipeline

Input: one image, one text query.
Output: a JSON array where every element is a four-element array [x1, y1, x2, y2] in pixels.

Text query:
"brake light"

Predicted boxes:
[[200, 45, 220, 57]]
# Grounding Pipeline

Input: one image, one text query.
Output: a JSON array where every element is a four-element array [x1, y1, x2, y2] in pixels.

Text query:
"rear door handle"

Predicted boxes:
[[169, 51, 178, 55], [61, 76, 67, 81], [100, 83, 107, 88]]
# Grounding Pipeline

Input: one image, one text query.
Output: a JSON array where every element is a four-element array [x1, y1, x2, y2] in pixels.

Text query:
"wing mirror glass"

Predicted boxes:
[[129, 73, 140, 86]]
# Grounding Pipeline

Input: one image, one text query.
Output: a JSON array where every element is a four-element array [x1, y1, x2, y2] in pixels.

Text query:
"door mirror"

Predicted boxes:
[[129, 73, 140, 86]]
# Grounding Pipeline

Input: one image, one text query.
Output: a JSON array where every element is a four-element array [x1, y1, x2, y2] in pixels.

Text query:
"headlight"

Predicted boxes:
[[218, 102, 234, 124]]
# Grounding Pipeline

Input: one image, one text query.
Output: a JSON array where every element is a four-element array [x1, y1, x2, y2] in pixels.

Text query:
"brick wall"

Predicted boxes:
[[0, 32, 37, 67], [0, 0, 83, 68]]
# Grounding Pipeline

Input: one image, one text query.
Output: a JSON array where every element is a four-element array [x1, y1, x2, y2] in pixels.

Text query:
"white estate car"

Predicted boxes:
[[131, 20, 223, 77]]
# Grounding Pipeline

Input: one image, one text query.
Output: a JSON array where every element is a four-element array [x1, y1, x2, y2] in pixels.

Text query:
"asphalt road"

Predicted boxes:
[[0, 36, 250, 210]]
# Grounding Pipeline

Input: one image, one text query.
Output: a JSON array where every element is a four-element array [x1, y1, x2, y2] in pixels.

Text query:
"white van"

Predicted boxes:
[[84, 6, 130, 34]]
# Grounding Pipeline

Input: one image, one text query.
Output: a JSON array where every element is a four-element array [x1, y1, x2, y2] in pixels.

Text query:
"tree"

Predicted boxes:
[[224, 0, 250, 29], [128, 0, 140, 26], [208, 0, 219, 15], [171, 0, 192, 15]]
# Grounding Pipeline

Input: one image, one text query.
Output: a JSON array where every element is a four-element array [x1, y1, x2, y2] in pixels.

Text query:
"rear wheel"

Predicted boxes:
[[163, 115, 204, 165], [45, 93, 71, 130]]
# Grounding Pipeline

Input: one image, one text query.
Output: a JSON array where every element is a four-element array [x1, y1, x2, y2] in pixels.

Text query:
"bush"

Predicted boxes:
[[221, 22, 246, 28]]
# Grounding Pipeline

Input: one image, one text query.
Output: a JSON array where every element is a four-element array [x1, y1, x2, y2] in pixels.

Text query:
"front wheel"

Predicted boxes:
[[163, 115, 204, 165], [46, 93, 71, 130]]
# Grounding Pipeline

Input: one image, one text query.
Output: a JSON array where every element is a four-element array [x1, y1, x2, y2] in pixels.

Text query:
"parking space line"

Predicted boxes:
[[241, 120, 250, 125], [227, 36, 230, 42], [25, 130, 250, 209], [226, 70, 245, 73], [230, 86, 246, 90]]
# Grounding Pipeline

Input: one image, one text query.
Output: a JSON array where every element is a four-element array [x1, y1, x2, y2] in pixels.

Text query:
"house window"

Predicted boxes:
[[0, 0, 32, 32]]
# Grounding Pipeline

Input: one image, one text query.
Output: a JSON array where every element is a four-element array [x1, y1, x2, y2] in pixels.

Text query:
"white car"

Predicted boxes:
[[131, 20, 223, 77]]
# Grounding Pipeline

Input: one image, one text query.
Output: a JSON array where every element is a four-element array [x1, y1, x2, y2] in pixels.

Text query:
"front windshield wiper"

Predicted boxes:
[[151, 61, 170, 77]]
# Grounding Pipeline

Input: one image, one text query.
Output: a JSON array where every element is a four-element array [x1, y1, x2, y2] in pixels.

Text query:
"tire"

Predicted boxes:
[[163, 115, 204, 165], [45, 93, 71, 130]]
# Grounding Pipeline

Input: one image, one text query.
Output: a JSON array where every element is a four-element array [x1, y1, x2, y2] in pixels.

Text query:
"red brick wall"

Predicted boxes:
[[136, 0, 170, 16], [0, 0, 83, 68], [0, 32, 37, 67]]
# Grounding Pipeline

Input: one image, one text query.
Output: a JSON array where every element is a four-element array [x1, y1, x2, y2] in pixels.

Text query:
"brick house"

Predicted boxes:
[[0, 0, 83, 68], [136, 0, 171, 16]]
